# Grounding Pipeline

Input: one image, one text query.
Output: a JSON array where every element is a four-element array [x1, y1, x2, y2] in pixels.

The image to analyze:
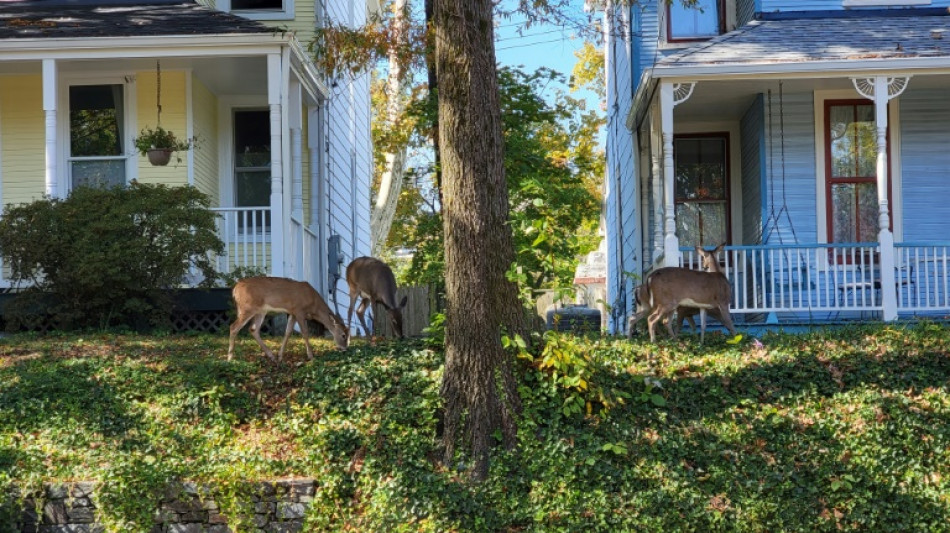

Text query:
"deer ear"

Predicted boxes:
[[716, 243, 726, 253], [695, 245, 704, 254]]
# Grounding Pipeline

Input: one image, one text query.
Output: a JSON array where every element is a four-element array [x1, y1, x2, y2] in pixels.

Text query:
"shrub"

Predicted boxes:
[[0, 182, 224, 330]]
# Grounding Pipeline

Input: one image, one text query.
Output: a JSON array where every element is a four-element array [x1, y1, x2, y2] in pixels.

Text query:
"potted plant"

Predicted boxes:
[[134, 125, 194, 166]]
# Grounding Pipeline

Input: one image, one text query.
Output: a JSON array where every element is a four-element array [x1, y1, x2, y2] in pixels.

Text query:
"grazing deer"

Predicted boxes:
[[643, 244, 737, 343], [346, 256, 408, 338], [228, 276, 348, 362], [628, 283, 699, 337]]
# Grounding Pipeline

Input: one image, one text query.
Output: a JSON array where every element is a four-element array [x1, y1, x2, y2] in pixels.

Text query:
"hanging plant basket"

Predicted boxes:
[[146, 148, 173, 166]]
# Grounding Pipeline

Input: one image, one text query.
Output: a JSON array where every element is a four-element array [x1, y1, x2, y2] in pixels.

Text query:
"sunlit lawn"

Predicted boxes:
[[1, 324, 948, 532]]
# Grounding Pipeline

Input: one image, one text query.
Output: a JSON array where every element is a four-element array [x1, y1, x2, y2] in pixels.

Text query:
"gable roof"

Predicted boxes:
[[656, 10, 950, 70], [0, 0, 275, 40]]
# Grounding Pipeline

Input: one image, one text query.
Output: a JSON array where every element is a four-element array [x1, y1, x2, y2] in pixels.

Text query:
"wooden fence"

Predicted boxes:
[[371, 285, 442, 338]]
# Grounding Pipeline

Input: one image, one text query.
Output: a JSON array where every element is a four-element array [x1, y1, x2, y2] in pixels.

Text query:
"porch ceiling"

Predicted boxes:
[[666, 73, 950, 123], [0, 56, 270, 97]]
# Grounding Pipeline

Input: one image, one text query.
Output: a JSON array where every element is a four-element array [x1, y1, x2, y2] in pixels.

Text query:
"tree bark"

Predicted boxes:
[[433, 0, 524, 480]]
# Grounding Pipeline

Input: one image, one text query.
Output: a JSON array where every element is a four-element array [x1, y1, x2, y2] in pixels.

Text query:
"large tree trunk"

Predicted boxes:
[[369, 0, 410, 255], [433, 0, 524, 481]]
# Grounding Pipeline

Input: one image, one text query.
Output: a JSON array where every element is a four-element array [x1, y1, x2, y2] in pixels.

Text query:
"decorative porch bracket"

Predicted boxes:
[[851, 76, 911, 321], [659, 82, 696, 267]]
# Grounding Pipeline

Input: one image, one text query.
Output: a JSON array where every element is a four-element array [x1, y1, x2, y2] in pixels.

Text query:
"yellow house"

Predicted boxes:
[[0, 0, 374, 312]]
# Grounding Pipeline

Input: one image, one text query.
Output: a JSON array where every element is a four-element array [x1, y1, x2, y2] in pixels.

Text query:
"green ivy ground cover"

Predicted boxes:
[[0, 324, 948, 532]]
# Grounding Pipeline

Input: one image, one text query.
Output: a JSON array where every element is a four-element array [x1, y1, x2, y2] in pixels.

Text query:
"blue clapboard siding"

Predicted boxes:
[[899, 88, 950, 241], [761, 89, 817, 245], [604, 5, 640, 333], [762, 0, 950, 11], [740, 94, 763, 245], [633, 1, 660, 90]]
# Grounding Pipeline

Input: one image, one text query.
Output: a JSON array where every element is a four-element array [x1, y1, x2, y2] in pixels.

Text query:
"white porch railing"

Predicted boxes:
[[675, 242, 950, 320], [212, 207, 272, 277]]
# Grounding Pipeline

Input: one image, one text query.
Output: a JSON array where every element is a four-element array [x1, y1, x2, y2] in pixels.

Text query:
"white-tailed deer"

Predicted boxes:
[[228, 276, 348, 362], [346, 256, 408, 338], [642, 244, 736, 343]]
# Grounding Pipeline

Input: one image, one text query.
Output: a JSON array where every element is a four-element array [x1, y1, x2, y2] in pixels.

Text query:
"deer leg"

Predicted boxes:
[[227, 310, 256, 361], [249, 313, 277, 362], [294, 312, 315, 360], [356, 297, 372, 337], [346, 289, 359, 335], [646, 307, 663, 343], [699, 309, 707, 344], [719, 305, 737, 337], [277, 314, 297, 362]]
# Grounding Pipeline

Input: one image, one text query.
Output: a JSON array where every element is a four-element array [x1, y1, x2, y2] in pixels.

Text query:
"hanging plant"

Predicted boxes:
[[132, 60, 195, 166], [134, 125, 194, 166]]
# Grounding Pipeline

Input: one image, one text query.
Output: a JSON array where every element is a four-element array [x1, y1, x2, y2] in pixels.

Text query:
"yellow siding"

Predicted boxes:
[[136, 70, 190, 186], [0, 75, 46, 207], [192, 75, 220, 205], [200, 0, 316, 45]]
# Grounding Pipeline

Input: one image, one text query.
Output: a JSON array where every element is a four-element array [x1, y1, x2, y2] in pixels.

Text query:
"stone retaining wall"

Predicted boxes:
[[2, 479, 315, 533]]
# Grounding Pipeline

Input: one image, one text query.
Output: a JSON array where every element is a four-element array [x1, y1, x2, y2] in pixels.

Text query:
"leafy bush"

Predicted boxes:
[[0, 183, 224, 330]]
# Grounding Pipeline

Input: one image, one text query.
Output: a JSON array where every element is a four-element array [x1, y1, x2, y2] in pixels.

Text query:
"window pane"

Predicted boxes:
[[236, 171, 270, 207], [670, 0, 719, 39], [829, 103, 876, 179], [235, 110, 271, 167], [832, 183, 879, 243], [71, 160, 126, 190], [676, 202, 727, 248], [675, 138, 726, 200], [232, 0, 283, 10], [70, 85, 123, 157]]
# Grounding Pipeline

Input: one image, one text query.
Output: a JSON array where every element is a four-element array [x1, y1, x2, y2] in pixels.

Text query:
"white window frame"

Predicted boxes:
[[217, 0, 294, 21], [59, 74, 137, 196], [813, 89, 904, 246], [218, 97, 274, 239]]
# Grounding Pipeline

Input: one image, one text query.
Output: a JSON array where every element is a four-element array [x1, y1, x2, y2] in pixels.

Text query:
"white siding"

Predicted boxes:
[[899, 88, 950, 241], [604, 5, 640, 334], [323, 0, 373, 318]]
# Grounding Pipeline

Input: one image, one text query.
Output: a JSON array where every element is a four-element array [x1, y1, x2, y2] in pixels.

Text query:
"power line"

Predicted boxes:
[[497, 37, 581, 51]]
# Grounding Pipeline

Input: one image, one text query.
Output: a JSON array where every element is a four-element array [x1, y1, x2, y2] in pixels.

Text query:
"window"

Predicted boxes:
[[234, 109, 272, 231], [668, 0, 722, 41], [674, 134, 730, 248], [69, 84, 126, 190], [218, 0, 293, 20], [824, 100, 890, 244], [232, 0, 282, 10]]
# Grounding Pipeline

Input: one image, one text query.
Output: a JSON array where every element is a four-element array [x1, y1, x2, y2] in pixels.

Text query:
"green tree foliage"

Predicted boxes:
[[398, 66, 603, 292], [0, 183, 224, 330]]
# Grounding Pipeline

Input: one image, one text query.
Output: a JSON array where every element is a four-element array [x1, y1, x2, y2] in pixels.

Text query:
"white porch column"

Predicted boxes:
[[308, 105, 326, 295], [290, 81, 303, 221], [660, 81, 696, 267], [42, 59, 58, 198], [650, 106, 663, 264], [267, 53, 285, 277], [852, 76, 910, 321]]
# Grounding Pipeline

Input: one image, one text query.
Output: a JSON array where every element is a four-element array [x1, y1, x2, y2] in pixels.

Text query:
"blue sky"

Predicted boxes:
[[493, 5, 605, 141]]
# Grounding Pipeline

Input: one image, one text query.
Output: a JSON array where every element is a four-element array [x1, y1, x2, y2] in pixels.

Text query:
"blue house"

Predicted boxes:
[[604, 0, 950, 333]]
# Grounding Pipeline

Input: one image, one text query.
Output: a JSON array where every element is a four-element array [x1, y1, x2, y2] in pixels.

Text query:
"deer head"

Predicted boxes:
[[346, 256, 408, 338]]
